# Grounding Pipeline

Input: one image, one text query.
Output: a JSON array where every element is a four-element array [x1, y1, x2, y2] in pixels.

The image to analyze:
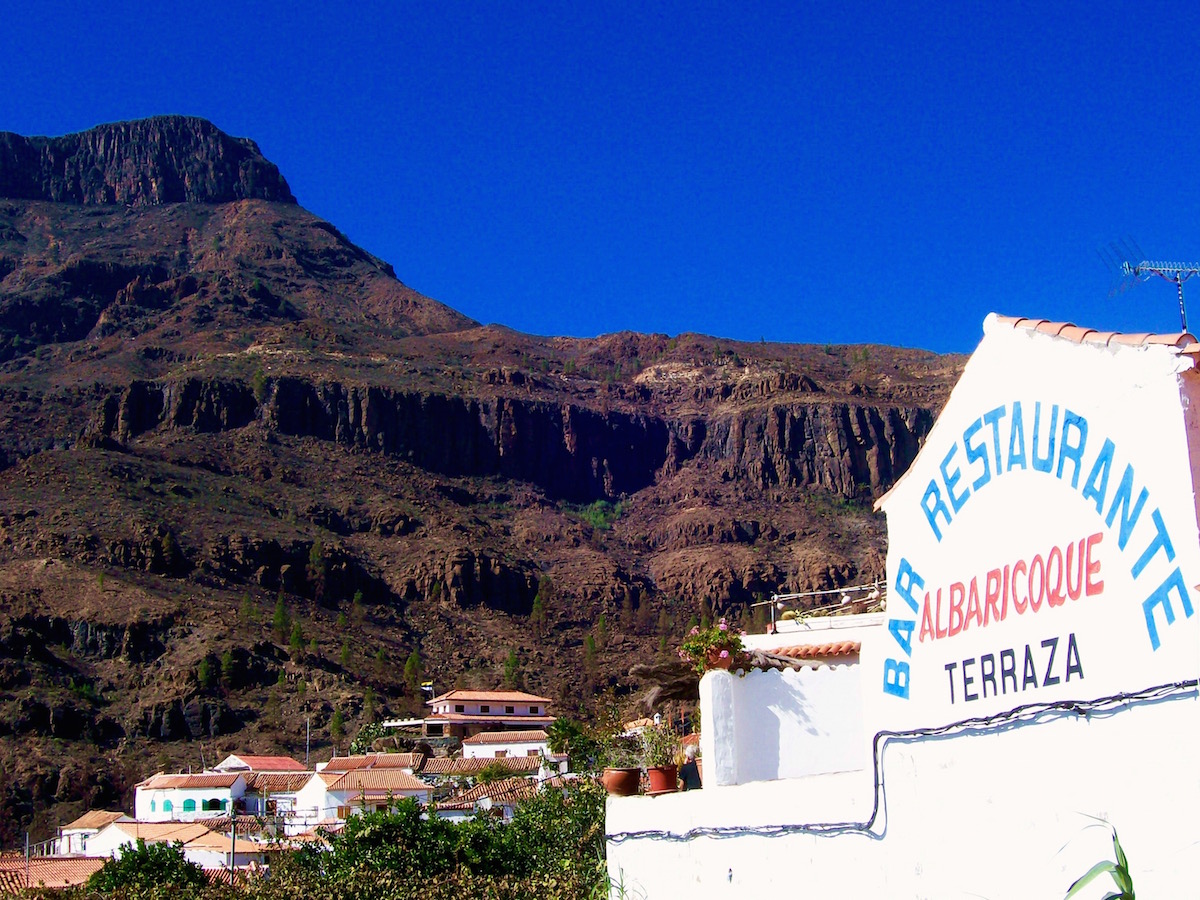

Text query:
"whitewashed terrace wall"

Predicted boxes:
[[701, 665, 864, 785], [607, 671, 1200, 899]]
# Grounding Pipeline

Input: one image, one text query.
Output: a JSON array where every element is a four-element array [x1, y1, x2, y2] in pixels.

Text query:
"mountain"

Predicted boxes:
[[0, 116, 962, 842]]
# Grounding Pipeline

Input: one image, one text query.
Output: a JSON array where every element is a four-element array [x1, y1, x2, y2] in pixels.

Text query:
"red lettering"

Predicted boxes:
[[919, 594, 935, 642], [964, 577, 983, 630], [935, 588, 947, 639], [1001, 564, 1010, 620], [1065, 539, 1084, 601], [948, 582, 965, 636], [1028, 555, 1045, 612], [1045, 545, 1065, 607], [1012, 560, 1028, 613], [984, 569, 1002, 625], [1086, 532, 1104, 595]]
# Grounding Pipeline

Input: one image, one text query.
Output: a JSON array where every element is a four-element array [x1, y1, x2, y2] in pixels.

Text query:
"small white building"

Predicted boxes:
[[134, 772, 246, 821], [55, 810, 127, 855], [461, 729, 549, 760], [86, 819, 269, 869], [291, 768, 432, 831], [212, 753, 307, 774]]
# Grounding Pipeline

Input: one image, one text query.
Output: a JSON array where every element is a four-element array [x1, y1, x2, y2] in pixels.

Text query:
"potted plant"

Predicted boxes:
[[678, 617, 747, 674], [641, 724, 680, 794], [599, 733, 641, 796]]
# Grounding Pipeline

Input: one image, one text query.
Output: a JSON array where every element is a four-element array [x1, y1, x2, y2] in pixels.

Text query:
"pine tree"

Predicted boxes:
[[403, 650, 422, 694], [273, 594, 290, 642], [289, 620, 305, 656], [503, 649, 520, 688]]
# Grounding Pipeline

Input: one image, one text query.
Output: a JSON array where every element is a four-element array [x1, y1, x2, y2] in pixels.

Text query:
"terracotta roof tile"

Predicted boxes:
[[110, 821, 214, 843], [771, 641, 861, 660], [419, 756, 541, 776], [243, 772, 313, 793], [461, 730, 548, 745], [325, 770, 431, 793], [993, 314, 1197, 349], [0, 856, 106, 890], [63, 810, 127, 831], [137, 772, 241, 790], [323, 753, 422, 772], [435, 777, 539, 811]]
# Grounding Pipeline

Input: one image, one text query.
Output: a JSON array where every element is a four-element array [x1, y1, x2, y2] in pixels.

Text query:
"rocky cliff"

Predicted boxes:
[[0, 116, 295, 207]]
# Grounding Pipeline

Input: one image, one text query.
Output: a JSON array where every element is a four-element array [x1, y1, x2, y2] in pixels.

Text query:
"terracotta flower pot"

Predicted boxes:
[[601, 767, 641, 796], [646, 764, 678, 794], [705, 648, 734, 670]]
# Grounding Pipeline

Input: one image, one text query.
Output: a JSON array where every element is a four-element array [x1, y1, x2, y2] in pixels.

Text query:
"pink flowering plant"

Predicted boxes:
[[678, 617, 747, 674]]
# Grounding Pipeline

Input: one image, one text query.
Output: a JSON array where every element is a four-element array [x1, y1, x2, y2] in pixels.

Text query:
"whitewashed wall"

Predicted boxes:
[[700, 666, 865, 786], [608, 680, 1200, 898]]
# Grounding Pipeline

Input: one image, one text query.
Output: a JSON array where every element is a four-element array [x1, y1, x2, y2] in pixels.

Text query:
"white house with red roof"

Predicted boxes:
[[460, 729, 550, 760], [422, 689, 554, 738], [608, 314, 1200, 898], [134, 772, 246, 821], [54, 810, 127, 855], [290, 768, 432, 832]]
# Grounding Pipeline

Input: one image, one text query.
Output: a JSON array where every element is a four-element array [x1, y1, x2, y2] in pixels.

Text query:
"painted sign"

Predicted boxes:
[[867, 316, 1200, 733]]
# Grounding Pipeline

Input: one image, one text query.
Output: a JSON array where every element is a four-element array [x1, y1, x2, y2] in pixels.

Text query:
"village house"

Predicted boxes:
[[460, 728, 550, 760], [606, 315, 1200, 898], [54, 810, 125, 855], [291, 767, 432, 831], [212, 753, 307, 774], [420, 689, 554, 738], [133, 772, 246, 821], [434, 776, 543, 823]]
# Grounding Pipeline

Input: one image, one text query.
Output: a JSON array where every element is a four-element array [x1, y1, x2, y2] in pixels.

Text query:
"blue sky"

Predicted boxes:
[[5, 1, 1200, 352]]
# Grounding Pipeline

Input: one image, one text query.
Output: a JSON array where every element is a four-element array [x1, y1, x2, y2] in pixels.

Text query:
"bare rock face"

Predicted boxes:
[[0, 116, 295, 206]]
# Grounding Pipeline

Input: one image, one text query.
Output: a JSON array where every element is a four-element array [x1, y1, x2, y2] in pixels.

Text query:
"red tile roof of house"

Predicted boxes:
[[62, 810, 127, 831], [108, 821, 214, 843], [436, 777, 540, 811], [323, 769, 431, 794], [420, 756, 542, 776], [193, 815, 274, 836], [218, 754, 306, 772], [322, 753, 422, 772], [0, 854, 106, 891], [136, 772, 242, 790], [427, 689, 552, 705], [770, 641, 861, 660], [242, 772, 313, 793], [461, 730, 548, 745]]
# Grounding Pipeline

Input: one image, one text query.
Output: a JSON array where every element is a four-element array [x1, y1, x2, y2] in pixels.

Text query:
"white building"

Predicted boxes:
[[212, 753, 306, 774], [86, 819, 269, 869], [291, 768, 432, 831], [55, 810, 127, 855], [133, 772, 246, 821], [607, 315, 1200, 898], [422, 689, 554, 738], [460, 729, 549, 760]]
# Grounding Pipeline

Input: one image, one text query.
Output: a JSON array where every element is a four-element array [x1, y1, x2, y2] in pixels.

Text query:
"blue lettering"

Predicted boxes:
[[1081, 438, 1114, 514], [982, 405, 1007, 475], [883, 658, 910, 698], [1007, 401, 1027, 470], [1105, 464, 1148, 551], [1131, 508, 1175, 578], [941, 444, 970, 513], [1142, 567, 1194, 651], [895, 558, 925, 613], [1031, 402, 1059, 473], [888, 617, 916, 656], [963, 418, 991, 492], [921, 481, 951, 542], [1056, 410, 1088, 488]]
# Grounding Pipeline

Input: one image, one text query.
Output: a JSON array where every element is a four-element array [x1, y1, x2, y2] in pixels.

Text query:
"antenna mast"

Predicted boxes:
[[1120, 259, 1200, 334]]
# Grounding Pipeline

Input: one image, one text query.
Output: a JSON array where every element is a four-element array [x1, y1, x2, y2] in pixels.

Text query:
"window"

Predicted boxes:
[[505, 706, 514, 713], [336, 805, 350, 819], [150, 798, 156, 813], [480, 705, 490, 713], [182, 799, 196, 813], [494, 750, 507, 758], [529, 706, 539, 714], [163, 800, 173, 813], [454, 704, 465, 713], [526, 749, 539, 757]]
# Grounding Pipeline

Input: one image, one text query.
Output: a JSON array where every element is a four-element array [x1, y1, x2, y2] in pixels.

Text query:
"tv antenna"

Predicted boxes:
[[1101, 240, 1200, 333]]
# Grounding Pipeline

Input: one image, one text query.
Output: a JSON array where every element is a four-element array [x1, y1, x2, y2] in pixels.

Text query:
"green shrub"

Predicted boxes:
[[87, 839, 207, 894]]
